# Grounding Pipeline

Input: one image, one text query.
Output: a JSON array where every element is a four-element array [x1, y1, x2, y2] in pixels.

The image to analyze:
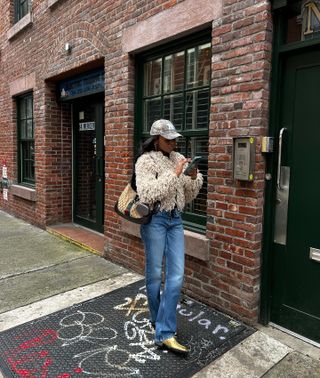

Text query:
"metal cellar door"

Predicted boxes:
[[73, 95, 104, 233], [270, 50, 320, 344]]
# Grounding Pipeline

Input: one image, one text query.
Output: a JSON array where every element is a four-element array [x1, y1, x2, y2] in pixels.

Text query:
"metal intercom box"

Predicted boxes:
[[233, 137, 255, 181]]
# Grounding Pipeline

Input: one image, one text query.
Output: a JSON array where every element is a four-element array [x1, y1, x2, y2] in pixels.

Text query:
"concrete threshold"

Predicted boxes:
[[47, 223, 105, 255]]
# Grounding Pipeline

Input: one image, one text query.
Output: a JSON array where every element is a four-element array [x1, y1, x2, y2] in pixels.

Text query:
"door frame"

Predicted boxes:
[[260, 6, 320, 325], [72, 94, 105, 233]]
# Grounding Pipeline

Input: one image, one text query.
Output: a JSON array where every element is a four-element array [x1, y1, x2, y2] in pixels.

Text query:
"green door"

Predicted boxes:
[[73, 95, 104, 233], [270, 50, 320, 343]]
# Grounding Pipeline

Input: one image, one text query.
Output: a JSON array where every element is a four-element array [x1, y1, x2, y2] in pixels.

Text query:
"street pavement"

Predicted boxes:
[[0, 210, 319, 377]]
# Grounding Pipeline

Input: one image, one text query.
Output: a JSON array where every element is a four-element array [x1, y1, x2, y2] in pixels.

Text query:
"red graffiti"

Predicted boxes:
[[4, 329, 58, 378], [19, 329, 58, 350], [7, 350, 53, 377]]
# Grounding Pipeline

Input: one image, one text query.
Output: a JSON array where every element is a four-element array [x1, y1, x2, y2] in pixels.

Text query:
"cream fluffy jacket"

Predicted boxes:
[[135, 150, 203, 212]]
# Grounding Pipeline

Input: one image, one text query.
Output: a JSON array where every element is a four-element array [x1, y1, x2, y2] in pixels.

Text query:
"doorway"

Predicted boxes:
[[269, 50, 320, 344], [73, 95, 104, 233]]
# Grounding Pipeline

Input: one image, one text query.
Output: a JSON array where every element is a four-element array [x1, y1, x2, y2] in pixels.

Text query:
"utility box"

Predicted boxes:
[[233, 137, 255, 181]]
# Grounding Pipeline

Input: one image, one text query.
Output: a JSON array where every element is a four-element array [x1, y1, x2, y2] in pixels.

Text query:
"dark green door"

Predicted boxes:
[[73, 95, 104, 233], [271, 50, 320, 343]]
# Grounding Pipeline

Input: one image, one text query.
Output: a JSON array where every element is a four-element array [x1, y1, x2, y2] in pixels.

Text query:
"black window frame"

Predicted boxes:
[[14, 0, 30, 23], [135, 30, 211, 233], [17, 92, 35, 186]]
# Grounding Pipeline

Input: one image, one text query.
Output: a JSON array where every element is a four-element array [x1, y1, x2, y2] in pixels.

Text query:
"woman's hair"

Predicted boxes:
[[131, 136, 158, 190], [140, 136, 158, 155]]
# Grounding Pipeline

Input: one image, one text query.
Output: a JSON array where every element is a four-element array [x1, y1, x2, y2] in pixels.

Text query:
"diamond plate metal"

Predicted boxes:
[[0, 280, 254, 377]]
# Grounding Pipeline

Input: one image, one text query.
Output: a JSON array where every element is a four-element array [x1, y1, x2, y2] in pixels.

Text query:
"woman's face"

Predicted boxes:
[[157, 136, 177, 154]]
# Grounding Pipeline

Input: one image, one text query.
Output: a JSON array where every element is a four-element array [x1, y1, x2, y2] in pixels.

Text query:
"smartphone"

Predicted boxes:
[[183, 156, 202, 175]]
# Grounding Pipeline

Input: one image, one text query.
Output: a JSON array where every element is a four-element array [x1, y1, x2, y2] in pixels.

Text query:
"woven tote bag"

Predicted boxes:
[[114, 183, 152, 224]]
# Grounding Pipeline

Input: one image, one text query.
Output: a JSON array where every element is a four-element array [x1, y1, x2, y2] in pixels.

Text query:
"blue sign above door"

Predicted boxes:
[[59, 69, 104, 101]]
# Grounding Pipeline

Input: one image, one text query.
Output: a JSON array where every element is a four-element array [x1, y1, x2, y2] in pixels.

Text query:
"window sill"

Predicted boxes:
[[11, 184, 36, 202], [120, 219, 210, 261], [8, 13, 33, 41]]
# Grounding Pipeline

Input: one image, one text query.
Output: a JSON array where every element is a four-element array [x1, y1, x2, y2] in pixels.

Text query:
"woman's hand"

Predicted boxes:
[[175, 158, 188, 177], [189, 166, 198, 180]]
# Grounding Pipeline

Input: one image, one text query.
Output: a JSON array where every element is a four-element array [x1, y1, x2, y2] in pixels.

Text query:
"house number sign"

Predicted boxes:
[[79, 122, 95, 131]]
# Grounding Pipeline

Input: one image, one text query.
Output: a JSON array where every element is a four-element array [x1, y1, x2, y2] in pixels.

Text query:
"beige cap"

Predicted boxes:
[[150, 119, 182, 140]]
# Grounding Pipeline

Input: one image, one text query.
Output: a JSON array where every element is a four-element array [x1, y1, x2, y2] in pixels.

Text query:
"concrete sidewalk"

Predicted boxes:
[[0, 210, 319, 377]]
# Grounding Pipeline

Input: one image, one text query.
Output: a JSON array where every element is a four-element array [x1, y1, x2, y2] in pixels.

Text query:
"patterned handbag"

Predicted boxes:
[[114, 183, 152, 224]]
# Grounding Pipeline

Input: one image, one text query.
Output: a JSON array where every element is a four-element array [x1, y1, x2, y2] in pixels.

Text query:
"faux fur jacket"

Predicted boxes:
[[135, 150, 203, 212]]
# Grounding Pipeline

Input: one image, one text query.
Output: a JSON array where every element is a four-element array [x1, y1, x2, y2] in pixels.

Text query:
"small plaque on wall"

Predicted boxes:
[[79, 122, 95, 131]]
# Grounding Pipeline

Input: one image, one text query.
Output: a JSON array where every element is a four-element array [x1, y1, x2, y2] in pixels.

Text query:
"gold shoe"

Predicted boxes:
[[161, 337, 189, 355]]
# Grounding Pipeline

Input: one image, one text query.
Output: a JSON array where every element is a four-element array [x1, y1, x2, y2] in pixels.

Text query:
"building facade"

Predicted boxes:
[[0, 0, 319, 345]]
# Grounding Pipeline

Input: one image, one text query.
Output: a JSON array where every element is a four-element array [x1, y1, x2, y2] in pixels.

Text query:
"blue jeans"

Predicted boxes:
[[141, 209, 185, 343]]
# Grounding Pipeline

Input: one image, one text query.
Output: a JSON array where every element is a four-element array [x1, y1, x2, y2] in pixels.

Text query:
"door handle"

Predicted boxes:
[[274, 127, 290, 245], [277, 127, 287, 190]]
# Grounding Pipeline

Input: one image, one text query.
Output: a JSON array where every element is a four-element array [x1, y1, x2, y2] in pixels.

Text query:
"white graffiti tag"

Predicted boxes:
[[57, 311, 117, 347]]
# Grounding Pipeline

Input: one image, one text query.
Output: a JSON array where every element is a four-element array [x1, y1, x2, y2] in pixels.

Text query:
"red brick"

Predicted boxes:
[[0, 0, 272, 326]]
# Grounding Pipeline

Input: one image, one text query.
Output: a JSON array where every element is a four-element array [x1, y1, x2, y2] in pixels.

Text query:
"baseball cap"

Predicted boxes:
[[150, 119, 182, 140]]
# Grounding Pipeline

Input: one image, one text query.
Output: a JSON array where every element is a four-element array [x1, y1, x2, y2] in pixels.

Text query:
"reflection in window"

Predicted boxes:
[[285, 1, 320, 44], [14, 0, 30, 23], [163, 52, 185, 93], [140, 36, 211, 230], [17, 93, 34, 185], [144, 59, 162, 96], [163, 94, 184, 130]]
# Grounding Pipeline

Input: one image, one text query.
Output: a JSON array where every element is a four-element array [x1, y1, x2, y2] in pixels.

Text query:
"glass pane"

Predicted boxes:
[[163, 51, 185, 93], [286, 2, 303, 43], [20, 99, 26, 120], [76, 129, 95, 221], [20, 0, 29, 18], [187, 43, 211, 88], [197, 43, 211, 86], [163, 94, 183, 130], [144, 59, 162, 96], [76, 103, 97, 222], [21, 141, 35, 183], [27, 96, 33, 118], [284, 2, 320, 44], [20, 119, 26, 139], [27, 119, 33, 139], [185, 89, 210, 130], [30, 143, 35, 180], [301, 1, 320, 41], [186, 48, 196, 89], [144, 97, 161, 132], [176, 137, 187, 157], [185, 137, 208, 216]]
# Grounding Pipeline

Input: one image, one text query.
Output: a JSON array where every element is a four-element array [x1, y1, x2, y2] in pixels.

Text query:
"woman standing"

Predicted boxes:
[[135, 119, 203, 355]]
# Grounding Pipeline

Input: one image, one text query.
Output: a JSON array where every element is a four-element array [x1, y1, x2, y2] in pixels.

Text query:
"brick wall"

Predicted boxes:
[[204, 0, 272, 322], [0, 0, 272, 324]]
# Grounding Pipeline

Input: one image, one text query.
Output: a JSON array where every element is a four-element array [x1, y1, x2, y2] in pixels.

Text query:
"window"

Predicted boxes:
[[14, 0, 30, 23], [17, 93, 35, 186], [136, 33, 211, 232]]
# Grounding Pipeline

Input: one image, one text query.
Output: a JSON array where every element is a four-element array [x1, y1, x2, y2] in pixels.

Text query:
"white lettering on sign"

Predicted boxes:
[[79, 122, 95, 131]]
